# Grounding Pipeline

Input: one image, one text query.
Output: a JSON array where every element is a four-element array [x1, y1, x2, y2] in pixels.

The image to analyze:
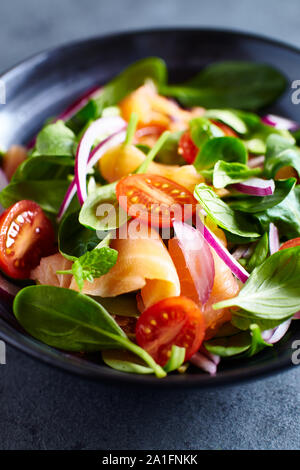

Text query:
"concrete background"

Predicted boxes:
[[0, 0, 300, 450]]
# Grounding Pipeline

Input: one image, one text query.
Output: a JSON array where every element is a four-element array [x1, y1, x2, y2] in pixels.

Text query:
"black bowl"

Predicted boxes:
[[0, 28, 299, 387]]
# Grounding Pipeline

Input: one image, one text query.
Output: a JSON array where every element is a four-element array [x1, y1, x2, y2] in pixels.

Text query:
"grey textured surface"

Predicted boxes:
[[0, 0, 300, 451]]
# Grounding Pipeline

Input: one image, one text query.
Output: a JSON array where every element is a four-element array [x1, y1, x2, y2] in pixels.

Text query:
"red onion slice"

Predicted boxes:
[[200, 222, 250, 283], [190, 352, 217, 375], [173, 220, 215, 306], [56, 87, 102, 122], [269, 223, 280, 255], [0, 169, 8, 215], [294, 312, 300, 319], [75, 116, 127, 205], [232, 177, 275, 196], [262, 114, 299, 131], [262, 319, 292, 344], [248, 155, 265, 169]]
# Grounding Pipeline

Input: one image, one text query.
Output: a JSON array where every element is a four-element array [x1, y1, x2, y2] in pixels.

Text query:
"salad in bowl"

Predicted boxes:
[[0, 57, 299, 378]]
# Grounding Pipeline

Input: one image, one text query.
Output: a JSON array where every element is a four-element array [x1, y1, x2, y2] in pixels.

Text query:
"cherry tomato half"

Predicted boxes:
[[116, 174, 196, 227], [178, 121, 237, 164], [279, 237, 300, 251], [136, 296, 206, 366], [0, 200, 55, 279]]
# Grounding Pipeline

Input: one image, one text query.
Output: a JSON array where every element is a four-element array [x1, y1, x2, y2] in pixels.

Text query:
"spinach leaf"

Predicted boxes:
[[12, 155, 74, 183], [246, 232, 269, 272], [68, 58, 167, 133], [58, 247, 118, 291], [95, 294, 140, 318], [160, 61, 287, 110], [59, 210, 100, 259], [229, 178, 296, 213], [36, 121, 76, 156], [79, 181, 128, 232], [264, 134, 300, 178], [190, 117, 224, 149], [0, 180, 70, 214], [214, 246, 300, 318], [13, 285, 165, 377], [204, 109, 261, 134], [102, 350, 154, 375], [256, 185, 300, 238], [243, 124, 294, 155], [194, 184, 260, 238], [212, 160, 261, 188], [194, 137, 248, 172]]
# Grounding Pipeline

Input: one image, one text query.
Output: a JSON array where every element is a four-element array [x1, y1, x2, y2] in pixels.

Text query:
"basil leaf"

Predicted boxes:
[[58, 247, 118, 291], [246, 232, 269, 272], [194, 184, 260, 238], [256, 185, 300, 238], [229, 178, 296, 213], [68, 58, 167, 133], [59, 210, 100, 259], [212, 160, 261, 188], [264, 134, 300, 178], [0, 180, 70, 214], [13, 286, 165, 378], [36, 121, 76, 156], [214, 246, 300, 318], [160, 61, 287, 110], [194, 136, 248, 172]]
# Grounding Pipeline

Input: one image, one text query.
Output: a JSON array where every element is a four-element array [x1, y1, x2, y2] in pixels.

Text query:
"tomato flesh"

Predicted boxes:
[[279, 238, 300, 251], [0, 200, 55, 279], [116, 174, 196, 227], [136, 296, 206, 366]]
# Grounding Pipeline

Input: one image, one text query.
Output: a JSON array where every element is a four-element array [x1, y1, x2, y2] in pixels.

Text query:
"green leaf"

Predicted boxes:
[[243, 124, 294, 155], [58, 210, 100, 259], [135, 131, 171, 174], [231, 311, 285, 331], [102, 350, 154, 375], [58, 247, 118, 291], [13, 285, 165, 377], [190, 117, 224, 149], [256, 185, 300, 238], [264, 134, 300, 179], [79, 181, 128, 232], [214, 246, 300, 319], [160, 61, 287, 110], [154, 131, 185, 166], [95, 294, 140, 318], [212, 160, 261, 188], [194, 137, 248, 172], [0, 180, 71, 214], [194, 183, 260, 238], [229, 178, 296, 213], [204, 109, 260, 134], [12, 155, 74, 183], [36, 121, 76, 156], [68, 57, 167, 133], [246, 232, 269, 272], [163, 346, 186, 372]]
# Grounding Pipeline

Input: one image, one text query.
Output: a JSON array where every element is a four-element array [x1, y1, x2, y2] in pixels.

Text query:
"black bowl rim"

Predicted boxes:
[[0, 27, 299, 388]]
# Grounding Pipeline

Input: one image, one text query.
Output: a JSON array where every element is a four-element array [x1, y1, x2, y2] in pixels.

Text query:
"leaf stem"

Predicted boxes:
[[136, 130, 171, 174], [124, 112, 138, 146]]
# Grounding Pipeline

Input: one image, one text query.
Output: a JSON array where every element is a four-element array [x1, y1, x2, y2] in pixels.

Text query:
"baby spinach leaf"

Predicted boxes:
[[264, 134, 300, 178], [58, 247, 118, 291], [102, 350, 154, 375], [194, 137, 248, 171], [212, 160, 261, 188], [214, 246, 300, 318], [256, 185, 300, 238], [190, 117, 224, 149], [36, 121, 76, 156], [12, 155, 74, 183], [160, 61, 287, 110], [68, 58, 167, 133], [243, 124, 294, 155], [246, 232, 269, 272], [13, 285, 165, 377], [204, 109, 260, 134], [194, 184, 260, 238], [229, 178, 296, 213], [59, 210, 100, 259], [0, 180, 70, 214]]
